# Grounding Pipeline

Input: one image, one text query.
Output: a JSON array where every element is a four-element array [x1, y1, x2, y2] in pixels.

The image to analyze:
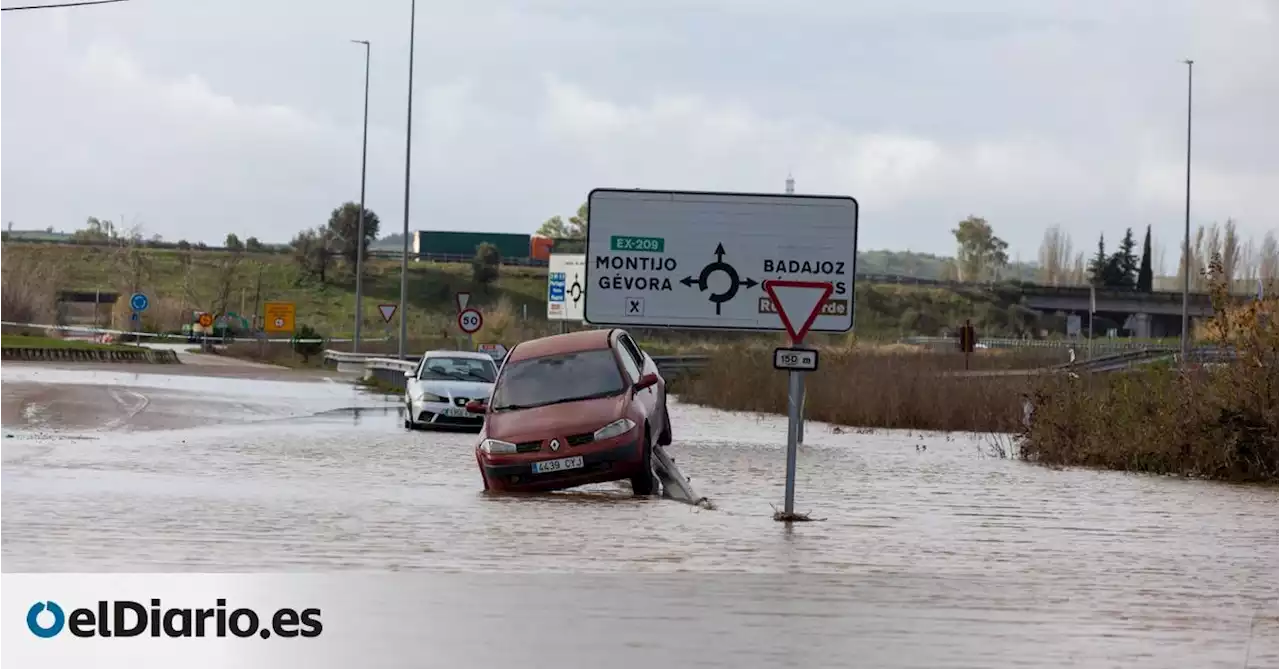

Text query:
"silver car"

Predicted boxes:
[[403, 350, 498, 431]]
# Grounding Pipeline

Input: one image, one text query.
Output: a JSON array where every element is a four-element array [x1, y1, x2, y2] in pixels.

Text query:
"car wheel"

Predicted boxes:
[[657, 401, 672, 446], [630, 426, 658, 496]]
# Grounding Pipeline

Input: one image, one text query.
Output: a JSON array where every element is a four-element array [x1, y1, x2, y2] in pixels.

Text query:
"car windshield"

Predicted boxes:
[[418, 356, 497, 383], [490, 349, 625, 411]]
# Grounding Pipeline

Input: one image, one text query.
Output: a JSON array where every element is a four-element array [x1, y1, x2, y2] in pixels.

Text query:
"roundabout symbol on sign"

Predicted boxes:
[[568, 274, 583, 305], [680, 243, 758, 315], [129, 292, 149, 312], [457, 308, 483, 334]]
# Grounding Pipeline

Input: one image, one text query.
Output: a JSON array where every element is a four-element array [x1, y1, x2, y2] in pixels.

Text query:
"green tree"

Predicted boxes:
[[1110, 227, 1138, 289], [290, 227, 333, 283], [472, 242, 501, 285], [245, 236, 265, 252], [1087, 234, 1108, 287], [326, 202, 380, 267], [951, 216, 1009, 281], [1137, 225, 1154, 292], [536, 202, 588, 238], [224, 233, 244, 251], [71, 217, 115, 244]]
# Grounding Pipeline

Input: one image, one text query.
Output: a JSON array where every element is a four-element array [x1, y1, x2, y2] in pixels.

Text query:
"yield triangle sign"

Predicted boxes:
[[378, 304, 398, 323], [763, 280, 834, 343]]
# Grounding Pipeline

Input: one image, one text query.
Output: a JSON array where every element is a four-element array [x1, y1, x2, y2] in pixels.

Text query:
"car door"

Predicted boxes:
[[614, 332, 657, 421]]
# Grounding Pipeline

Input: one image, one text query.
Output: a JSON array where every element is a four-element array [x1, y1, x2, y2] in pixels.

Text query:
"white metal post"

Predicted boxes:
[[784, 368, 802, 516]]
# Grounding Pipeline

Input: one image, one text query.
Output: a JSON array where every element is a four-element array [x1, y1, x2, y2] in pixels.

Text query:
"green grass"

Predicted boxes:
[[4, 241, 1173, 344], [5, 243, 547, 338], [0, 334, 142, 351]]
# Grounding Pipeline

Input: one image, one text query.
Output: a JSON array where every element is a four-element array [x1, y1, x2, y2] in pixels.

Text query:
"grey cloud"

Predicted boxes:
[[1, 0, 1274, 257]]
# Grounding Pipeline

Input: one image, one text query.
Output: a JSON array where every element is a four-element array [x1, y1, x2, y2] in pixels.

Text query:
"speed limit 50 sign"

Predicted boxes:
[[457, 308, 483, 334]]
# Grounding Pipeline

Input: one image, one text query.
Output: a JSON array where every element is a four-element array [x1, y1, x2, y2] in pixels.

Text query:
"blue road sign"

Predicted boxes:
[[129, 292, 149, 312], [130, 312, 140, 322], [548, 272, 566, 302]]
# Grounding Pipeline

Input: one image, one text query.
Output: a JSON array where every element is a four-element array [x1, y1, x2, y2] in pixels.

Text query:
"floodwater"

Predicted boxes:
[[2, 361, 1276, 668]]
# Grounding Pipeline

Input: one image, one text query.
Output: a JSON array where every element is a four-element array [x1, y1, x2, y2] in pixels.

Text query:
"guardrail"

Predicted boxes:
[[900, 336, 1193, 353], [324, 349, 710, 387]]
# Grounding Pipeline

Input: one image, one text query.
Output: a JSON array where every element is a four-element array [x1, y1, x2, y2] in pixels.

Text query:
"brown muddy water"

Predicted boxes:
[[2, 363, 1276, 668]]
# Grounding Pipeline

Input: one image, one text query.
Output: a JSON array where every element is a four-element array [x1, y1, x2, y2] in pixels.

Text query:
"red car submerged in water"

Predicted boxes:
[[467, 329, 672, 495]]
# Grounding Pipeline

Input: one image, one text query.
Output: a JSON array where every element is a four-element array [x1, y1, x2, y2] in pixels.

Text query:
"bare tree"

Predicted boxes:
[[1068, 251, 1086, 285], [1179, 224, 1208, 290], [1262, 229, 1279, 287], [212, 247, 245, 321], [1221, 219, 1241, 291], [1237, 237, 1258, 284], [1037, 225, 1073, 285]]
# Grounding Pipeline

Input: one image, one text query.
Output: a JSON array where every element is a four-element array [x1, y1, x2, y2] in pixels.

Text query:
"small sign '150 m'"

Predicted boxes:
[[773, 347, 819, 372]]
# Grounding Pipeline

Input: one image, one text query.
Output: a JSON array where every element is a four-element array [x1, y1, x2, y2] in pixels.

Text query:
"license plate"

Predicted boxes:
[[440, 407, 475, 418], [531, 456, 584, 474]]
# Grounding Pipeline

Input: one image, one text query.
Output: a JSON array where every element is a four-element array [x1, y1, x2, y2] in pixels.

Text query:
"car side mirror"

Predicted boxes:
[[404, 371, 414, 379], [465, 399, 487, 414], [633, 372, 659, 391]]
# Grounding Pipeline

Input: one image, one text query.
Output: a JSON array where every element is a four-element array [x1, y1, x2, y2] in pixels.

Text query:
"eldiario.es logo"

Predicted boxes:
[[27, 599, 322, 639]]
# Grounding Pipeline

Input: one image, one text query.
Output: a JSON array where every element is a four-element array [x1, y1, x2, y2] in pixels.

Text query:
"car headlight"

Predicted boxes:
[[411, 390, 445, 402], [593, 418, 636, 441], [479, 439, 517, 455]]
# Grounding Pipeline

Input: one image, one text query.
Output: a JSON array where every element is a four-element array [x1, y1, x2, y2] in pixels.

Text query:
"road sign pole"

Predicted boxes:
[[795, 336, 805, 444], [784, 367, 802, 516]]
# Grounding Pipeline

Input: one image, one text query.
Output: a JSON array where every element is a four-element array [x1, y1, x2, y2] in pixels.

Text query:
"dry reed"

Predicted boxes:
[[677, 342, 1034, 433]]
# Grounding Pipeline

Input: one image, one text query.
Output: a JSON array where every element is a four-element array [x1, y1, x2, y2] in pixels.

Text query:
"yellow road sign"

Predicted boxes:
[[263, 302, 296, 333]]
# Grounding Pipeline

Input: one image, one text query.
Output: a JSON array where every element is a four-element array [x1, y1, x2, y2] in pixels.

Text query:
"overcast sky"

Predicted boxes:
[[2, 0, 1276, 263]]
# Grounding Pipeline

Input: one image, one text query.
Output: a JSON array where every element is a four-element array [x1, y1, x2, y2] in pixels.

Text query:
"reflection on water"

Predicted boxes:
[[2, 369, 1276, 668]]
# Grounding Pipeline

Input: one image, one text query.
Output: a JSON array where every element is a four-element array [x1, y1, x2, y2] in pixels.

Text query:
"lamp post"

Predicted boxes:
[[1180, 59, 1193, 362], [398, 0, 416, 360], [351, 39, 370, 353]]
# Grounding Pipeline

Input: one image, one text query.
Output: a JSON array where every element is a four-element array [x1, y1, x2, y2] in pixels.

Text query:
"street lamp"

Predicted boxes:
[[1180, 59, 1193, 362], [398, 0, 417, 360], [351, 39, 370, 353]]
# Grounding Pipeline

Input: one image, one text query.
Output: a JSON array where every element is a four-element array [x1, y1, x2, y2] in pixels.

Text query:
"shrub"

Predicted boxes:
[[471, 242, 500, 285], [1018, 256, 1278, 482], [1, 250, 63, 332], [292, 324, 325, 362]]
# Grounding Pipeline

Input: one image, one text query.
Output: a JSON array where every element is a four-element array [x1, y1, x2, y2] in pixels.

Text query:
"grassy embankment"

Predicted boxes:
[[1020, 266, 1278, 483], [0, 334, 142, 351]]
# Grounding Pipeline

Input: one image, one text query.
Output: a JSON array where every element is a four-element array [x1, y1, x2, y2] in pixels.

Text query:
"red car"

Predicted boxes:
[[467, 328, 673, 495]]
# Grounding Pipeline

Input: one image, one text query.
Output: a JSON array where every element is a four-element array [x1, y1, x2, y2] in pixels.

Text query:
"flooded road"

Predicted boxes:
[[2, 362, 1276, 668]]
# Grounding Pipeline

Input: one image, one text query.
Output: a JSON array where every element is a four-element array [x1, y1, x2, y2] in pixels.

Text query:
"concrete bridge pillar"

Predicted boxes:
[[1124, 312, 1152, 339]]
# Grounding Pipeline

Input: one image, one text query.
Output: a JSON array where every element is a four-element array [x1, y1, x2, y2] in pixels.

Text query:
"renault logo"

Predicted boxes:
[[549, 439, 560, 452]]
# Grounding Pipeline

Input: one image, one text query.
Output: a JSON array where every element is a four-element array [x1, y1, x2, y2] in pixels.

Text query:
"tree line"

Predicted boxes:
[[1038, 219, 1279, 293]]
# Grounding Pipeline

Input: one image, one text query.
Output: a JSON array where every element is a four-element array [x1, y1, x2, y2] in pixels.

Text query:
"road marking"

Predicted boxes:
[[103, 388, 150, 430]]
